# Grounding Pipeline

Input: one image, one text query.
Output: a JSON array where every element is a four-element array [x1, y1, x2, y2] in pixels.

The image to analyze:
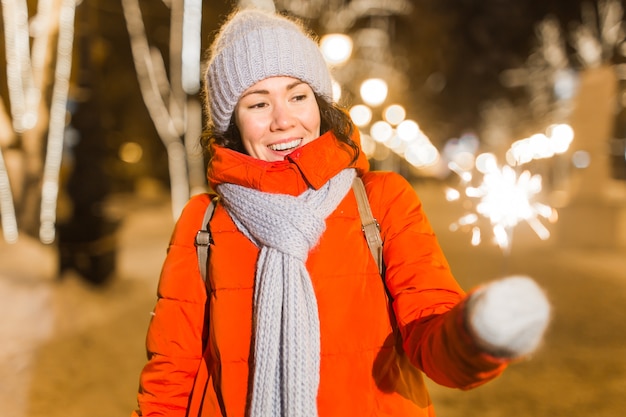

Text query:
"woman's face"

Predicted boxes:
[[234, 76, 321, 162]]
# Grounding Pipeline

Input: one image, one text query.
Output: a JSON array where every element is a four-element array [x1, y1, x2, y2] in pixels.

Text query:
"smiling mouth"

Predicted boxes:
[[268, 139, 302, 152]]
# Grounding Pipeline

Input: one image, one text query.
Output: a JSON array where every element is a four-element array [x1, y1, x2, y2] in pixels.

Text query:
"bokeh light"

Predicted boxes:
[[396, 119, 419, 142], [383, 104, 406, 125], [350, 104, 372, 127], [547, 123, 574, 153], [475, 152, 498, 174], [332, 79, 342, 102], [120, 142, 144, 163], [507, 123, 574, 166], [572, 150, 591, 168], [370, 120, 393, 143], [360, 78, 388, 107], [320, 33, 353, 66]]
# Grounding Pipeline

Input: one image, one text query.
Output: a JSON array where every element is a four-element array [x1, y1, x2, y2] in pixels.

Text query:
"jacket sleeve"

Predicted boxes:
[[366, 172, 507, 390], [133, 194, 213, 416]]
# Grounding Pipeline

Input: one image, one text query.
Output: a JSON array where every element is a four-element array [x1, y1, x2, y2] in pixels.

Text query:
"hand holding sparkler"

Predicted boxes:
[[465, 276, 551, 358]]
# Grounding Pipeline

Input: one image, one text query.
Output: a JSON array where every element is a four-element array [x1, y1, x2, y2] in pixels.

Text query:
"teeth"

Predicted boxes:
[[268, 139, 302, 151]]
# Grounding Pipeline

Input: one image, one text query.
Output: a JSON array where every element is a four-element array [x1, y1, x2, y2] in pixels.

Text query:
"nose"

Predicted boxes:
[[270, 102, 295, 131]]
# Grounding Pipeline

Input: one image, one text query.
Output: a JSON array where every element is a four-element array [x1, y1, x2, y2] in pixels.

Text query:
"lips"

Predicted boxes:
[[268, 138, 302, 152]]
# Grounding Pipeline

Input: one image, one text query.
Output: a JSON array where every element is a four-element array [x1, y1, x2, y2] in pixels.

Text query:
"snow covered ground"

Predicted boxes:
[[0, 196, 173, 417], [1, 186, 625, 417]]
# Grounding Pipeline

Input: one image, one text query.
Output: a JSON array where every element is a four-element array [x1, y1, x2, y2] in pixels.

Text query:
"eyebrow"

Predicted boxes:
[[240, 80, 305, 99]]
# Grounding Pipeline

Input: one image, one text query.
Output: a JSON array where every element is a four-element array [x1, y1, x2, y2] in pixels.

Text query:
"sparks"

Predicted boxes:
[[449, 155, 557, 251]]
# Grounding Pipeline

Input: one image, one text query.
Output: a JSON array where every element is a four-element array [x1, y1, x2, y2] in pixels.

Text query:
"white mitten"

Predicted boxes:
[[466, 275, 551, 358]]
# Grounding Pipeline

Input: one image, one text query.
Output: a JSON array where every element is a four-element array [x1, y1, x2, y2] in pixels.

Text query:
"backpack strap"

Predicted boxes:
[[195, 178, 384, 282], [352, 176, 384, 277], [195, 196, 218, 282]]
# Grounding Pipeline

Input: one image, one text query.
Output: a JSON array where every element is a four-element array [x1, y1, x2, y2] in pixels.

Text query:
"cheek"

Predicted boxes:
[[306, 111, 321, 135], [235, 114, 262, 149], [297, 103, 320, 132]]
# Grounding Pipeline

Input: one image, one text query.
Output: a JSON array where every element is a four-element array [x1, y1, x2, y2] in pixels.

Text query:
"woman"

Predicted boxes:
[[132, 5, 550, 417]]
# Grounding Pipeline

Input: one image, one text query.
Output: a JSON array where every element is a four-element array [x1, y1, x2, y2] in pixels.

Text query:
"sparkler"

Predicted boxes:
[[447, 153, 557, 253]]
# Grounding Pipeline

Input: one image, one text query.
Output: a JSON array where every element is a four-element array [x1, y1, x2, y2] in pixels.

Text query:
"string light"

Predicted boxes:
[[0, 148, 18, 243], [2, 0, 36, 132], [40, 0, 77, 244], [182, 0, 202, 94], [121, 0, 190, 218]]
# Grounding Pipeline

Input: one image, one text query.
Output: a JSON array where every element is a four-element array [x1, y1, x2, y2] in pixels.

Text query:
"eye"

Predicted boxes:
[[248, 102, 268, 109], [292, 94, 308, 102]]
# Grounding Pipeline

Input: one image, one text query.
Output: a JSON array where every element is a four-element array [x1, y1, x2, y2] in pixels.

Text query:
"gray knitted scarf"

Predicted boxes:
[[217, 168, 356, 417]]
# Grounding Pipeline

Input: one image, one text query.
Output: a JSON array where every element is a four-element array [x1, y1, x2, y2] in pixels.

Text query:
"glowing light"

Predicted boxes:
[[119, 142, 143, 163], [122, 0, 191, 218], [443, 134, 480, 174], [383, 104, 406, 125], [386, 134, 404, 152], [396, 119, 419, 142], [475, 153, 498, 174], [122, 0, 179, 138], [0, 100, 13, 146], [370, 120, 393, 143], [360, 78, 388, 107], [360, 133, 376, 157], [1, 0, 43, 132], [332, 79, 342, 102], [448, 161, 472, 183], [451, 151, 475, 172], [405, 142, 439, 167], [419, 144, 440, 166], [320, 33, 353, 65], [471, 227, 481, 246], [168, 141, 190, 219], [445, 187, 460, 201], [450, 162, 555, 251], [572, 150, 591, 168], [350, 104, 372, 127], [0, 148, 18, 243], [572, 25, 603, 67], [40, 0, 77, 244], [507, 124, 575, 166], [547, 123, 574, 153], [182, 0, 202, 94], [553, 69, 578, 100], [458, 213, 478, 226]]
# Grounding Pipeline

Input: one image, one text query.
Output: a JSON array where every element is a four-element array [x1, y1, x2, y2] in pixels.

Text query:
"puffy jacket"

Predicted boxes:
[[132, 131, 507, 417]]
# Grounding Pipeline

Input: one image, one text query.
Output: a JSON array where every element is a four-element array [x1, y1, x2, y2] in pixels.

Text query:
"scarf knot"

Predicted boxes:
[[217, 168, 356, 417]]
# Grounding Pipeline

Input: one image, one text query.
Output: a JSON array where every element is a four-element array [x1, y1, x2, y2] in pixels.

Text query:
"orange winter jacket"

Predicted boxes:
[[133, 131, 507, 417]]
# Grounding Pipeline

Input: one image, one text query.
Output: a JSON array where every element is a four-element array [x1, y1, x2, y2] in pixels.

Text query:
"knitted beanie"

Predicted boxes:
[[205, 7, 333, 134]]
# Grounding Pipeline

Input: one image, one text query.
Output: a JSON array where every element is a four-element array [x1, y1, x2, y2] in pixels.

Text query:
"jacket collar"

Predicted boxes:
[[208, 130, 370, 195]]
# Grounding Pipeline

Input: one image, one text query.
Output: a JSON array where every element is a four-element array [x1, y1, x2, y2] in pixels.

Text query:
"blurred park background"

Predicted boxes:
[[1, 0, 625, 416]]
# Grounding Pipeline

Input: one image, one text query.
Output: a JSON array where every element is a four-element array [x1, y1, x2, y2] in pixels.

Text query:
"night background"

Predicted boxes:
[[4, 0, 599, 194], [1, 1, 625, 416]]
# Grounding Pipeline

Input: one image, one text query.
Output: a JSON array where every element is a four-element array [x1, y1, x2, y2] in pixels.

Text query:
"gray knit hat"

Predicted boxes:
[[204, 7, 333, 134]]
